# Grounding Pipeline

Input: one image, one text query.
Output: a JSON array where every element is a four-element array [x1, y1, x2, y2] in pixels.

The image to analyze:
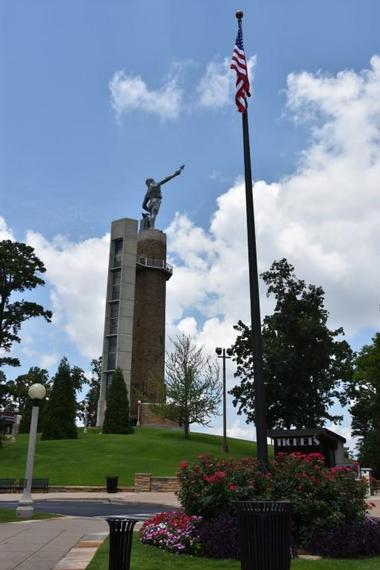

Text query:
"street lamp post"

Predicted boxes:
[[16, 383, 46, 519], [215, 347, 233, 454], [137, 400, 142, 426]]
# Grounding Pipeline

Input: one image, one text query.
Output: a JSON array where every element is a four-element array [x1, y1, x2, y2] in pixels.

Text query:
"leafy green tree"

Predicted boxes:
[[155, 335, 222, 439], [78, 357, 101, 427], [348, 333, 380, 477], [41, 358, 78, 440], [0, 369, 9, 408], [6, 367, 49, 412], [0, 240, 52, 368], [231, 259, 353, 429], [15, 368, 51, 433], [102, 367, 133, 434]]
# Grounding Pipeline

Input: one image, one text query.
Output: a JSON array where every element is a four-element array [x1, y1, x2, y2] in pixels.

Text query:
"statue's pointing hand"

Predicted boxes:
[[175, 164, 185, 176]]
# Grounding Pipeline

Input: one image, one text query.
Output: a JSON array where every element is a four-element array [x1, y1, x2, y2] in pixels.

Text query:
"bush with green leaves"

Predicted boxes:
[[41, 358, 78, 440], [177, 452, 368, 546], [102, 368, 133, 434], [177, 455, 271, 519]]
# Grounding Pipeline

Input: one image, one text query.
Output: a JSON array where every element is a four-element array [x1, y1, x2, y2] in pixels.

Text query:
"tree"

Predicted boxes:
[[78, 357, 101, 427], [0, 240, 52, 368], [155, 335, 222, 439], [348, 333, 380, 477], [102, 368, 133, 434], [12, 367, 51, 433], [0, 369, 9, 408], [230, 259, 353, 429], [41, 358, 78, 440]]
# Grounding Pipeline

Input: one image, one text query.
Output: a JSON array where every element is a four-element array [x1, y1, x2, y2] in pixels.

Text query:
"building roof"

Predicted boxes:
[[267, 427, 346, 444]]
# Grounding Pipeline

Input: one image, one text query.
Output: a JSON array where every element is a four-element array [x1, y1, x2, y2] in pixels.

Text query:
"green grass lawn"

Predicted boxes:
[[0, 509, 58, 523], [87, 537, 380, 570], [0, 427, 264, 485]]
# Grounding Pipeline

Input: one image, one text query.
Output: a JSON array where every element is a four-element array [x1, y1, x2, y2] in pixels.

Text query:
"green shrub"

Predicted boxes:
[[177, 452, 368, 546], [177, 455, 271, 519], [271, 453, 368, 543], [41, 358, 77, 440], [103, 368, 133, 434]]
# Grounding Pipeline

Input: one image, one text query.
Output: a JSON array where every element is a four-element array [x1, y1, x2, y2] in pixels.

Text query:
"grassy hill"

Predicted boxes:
[[0, 427, 269, 486]]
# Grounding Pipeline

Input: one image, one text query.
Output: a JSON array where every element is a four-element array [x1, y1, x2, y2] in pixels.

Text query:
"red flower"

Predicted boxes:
[[179, 461, 189, 470], [203, 471, 226, 484], [214, 471, 226, 480]]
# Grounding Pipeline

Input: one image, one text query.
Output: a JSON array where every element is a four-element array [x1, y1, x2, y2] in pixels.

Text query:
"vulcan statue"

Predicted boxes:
[[141, 165, 185, 230]]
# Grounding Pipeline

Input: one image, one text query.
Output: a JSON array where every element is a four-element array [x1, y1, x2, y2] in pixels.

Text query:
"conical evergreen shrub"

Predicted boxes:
[[41, 358, 78, 440], [19, 398, 47, 433], [103, 368, 133, 434]]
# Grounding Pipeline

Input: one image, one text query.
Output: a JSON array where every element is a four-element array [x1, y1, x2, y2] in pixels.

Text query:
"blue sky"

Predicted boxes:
[[1, 1, 379, 446]]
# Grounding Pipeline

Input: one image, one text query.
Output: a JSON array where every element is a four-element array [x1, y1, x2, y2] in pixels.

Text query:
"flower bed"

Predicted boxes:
[[177, 452, 369, 548], [140, 453, 372, 560], [140, 511, 202, 555], [306, 517, 380, 558]]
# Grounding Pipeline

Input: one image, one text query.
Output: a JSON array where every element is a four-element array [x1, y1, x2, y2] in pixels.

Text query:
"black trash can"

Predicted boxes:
[[106, 476, 118, 493], [235, 501, 291, 570], [106, 517, 138, 570]]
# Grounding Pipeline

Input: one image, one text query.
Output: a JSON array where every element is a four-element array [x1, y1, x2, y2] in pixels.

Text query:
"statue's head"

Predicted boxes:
[[145, 178, 154, 187]]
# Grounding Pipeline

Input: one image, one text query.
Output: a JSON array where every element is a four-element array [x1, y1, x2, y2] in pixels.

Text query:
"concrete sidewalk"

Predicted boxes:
[[0, 517, 108, 570], [0, 491, 180, 569], [0, 490, 180, 507]]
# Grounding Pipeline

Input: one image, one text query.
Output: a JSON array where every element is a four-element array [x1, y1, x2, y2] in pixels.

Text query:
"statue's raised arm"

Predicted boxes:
[[141, 165, 185, 230], [158, 164, 185, 186]]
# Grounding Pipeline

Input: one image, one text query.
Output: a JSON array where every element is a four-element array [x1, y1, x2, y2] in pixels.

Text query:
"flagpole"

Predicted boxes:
[[236, 10, 268, 468]]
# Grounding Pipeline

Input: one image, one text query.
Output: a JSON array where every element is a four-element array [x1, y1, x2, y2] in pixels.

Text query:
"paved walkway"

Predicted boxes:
[[0, 517, 108, 570], [0, 491, 179, 570], [1, 493, 378, 569], [0, 490, 180, 507]]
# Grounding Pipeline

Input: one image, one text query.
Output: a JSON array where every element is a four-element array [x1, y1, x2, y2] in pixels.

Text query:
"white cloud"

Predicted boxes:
[[26, 231, 110, 359], [109, 70, 183, 120], [196, 419, 258, 443], [38, 353, 60, 370], [166, 56, 380, 353], [197, 56, 256, 109], [109, 55, 256, 119], [0, 217, 15, 240]]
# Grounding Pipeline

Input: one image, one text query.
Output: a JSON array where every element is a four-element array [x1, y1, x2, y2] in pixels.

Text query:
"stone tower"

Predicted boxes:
[[130, 229, 172, 418], [96, 219, 172, 426]]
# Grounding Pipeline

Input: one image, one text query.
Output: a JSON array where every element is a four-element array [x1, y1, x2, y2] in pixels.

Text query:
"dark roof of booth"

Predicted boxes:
[[267, 428, 346, 444]]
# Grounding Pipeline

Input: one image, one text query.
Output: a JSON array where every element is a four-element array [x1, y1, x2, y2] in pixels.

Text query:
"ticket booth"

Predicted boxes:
[[268, 428, 346, 468], [0, 411, 19, 437]]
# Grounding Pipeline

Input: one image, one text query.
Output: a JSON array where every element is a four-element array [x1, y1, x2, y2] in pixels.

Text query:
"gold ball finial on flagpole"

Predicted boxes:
[[235, 10, 244, 20]]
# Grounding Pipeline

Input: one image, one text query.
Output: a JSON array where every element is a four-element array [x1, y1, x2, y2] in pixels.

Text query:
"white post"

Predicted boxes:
[[16, 404, 40, 518], [137, 400, 142, 426]]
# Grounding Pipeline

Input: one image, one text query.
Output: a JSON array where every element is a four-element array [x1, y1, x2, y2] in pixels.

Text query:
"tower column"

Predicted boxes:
[[130, 229, 172, 419], [97, 218, 137, 426]]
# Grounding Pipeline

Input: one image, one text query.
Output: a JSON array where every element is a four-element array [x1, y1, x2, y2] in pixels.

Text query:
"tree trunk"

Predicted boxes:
[[184, 422, 190, 439]]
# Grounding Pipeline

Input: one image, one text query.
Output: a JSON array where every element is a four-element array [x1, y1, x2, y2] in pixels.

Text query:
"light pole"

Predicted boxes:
[[137, 400, 142, 426], [215, 347, 233, 453], [16, 383, 46, 519]]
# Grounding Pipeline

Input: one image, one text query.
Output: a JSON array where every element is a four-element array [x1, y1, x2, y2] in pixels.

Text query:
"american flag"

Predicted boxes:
[[230, 20, 250, 112]]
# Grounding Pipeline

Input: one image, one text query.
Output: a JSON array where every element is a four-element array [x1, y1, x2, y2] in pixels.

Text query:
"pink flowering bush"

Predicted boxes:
[[270, 452, 368, 543], [177, 455, 271, 519], [139, 511, 202, 555], [177, 452, 369, 547]]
